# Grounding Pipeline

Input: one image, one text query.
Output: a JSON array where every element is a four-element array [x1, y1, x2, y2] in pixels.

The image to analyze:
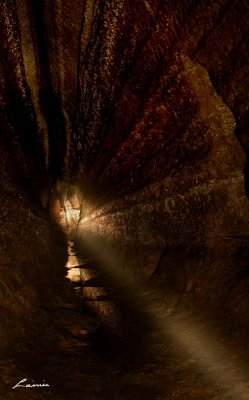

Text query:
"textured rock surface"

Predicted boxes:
[[73, 1, 249, 340], [0, 0, 249, 398]]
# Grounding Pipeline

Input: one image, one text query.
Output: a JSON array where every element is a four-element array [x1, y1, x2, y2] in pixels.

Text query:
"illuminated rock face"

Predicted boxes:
[[0, 0, 249, 350]]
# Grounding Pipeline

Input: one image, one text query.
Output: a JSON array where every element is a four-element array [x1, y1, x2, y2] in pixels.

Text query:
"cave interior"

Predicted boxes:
[[1, 0, 249, 399]]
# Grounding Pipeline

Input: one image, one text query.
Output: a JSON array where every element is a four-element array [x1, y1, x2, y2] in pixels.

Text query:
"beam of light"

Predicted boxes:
[[74, 227, 249, 400], [51, 189, 81, 235], [165, 316, 249, 400], [66, 238, 125, 338], [53, 190, 249, 399]]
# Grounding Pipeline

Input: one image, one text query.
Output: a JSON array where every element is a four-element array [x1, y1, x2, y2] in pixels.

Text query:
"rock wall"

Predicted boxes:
[[74, 0, 249, 337], [0, 0, 69, 351]]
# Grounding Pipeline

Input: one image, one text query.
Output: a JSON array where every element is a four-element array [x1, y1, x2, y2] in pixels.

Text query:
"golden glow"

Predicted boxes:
[[51, 189, 81, 234], [56, 186, 249, 399], [75, 228, 249, 400]]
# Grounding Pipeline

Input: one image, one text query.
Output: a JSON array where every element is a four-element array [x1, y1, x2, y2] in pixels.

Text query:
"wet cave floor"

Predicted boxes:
[[1, 238, 249, 400]]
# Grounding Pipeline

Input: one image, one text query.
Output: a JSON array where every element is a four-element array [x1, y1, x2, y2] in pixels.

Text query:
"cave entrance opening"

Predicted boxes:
[[49, 185, 127, 348], [50, 185, 82, 280], [51, 190, 81, 237]]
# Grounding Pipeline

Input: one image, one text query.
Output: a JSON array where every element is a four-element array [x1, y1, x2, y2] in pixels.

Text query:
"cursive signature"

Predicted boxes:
[[12, 378, 50, 389]]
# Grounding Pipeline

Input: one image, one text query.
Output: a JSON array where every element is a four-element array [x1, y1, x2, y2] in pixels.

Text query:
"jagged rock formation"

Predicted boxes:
[[0, 0, 249, 398]]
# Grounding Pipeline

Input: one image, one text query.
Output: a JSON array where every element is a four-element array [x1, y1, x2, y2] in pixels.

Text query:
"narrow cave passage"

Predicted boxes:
[[1, 1, 249, 399]]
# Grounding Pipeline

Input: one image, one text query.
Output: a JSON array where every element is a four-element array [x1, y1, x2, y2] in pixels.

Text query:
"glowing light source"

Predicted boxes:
[[55, 186, 249, 400]]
